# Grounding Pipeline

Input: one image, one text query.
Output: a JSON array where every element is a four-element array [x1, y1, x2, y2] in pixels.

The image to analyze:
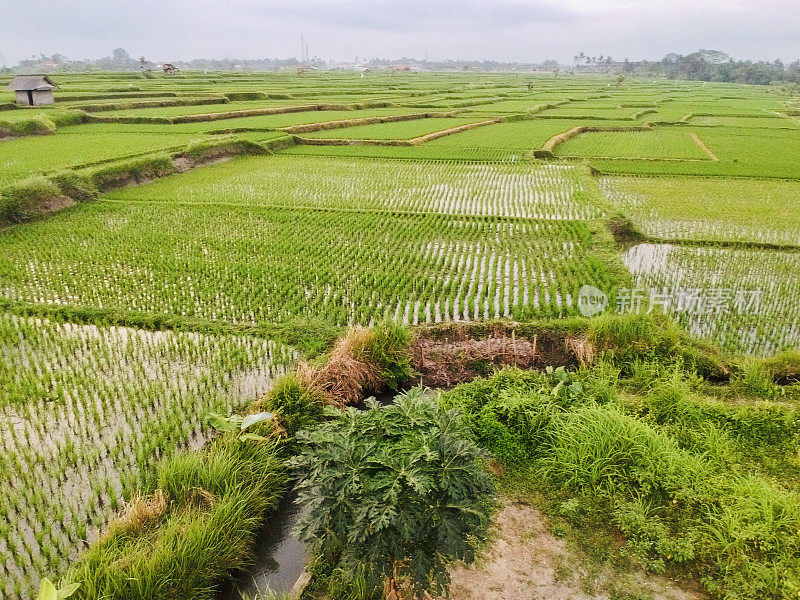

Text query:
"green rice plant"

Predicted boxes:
[[623, 243, 800, 355], [0, 313, 295, 598], [599, 176, 800, 246], [0, 196, 613, 326]]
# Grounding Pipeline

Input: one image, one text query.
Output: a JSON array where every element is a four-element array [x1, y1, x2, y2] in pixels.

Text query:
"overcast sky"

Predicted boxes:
[[2, 0, 799, 66]]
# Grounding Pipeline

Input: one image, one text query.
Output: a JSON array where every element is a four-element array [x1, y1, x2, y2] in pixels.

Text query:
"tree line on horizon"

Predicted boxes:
[[4, 47, 800, 87]]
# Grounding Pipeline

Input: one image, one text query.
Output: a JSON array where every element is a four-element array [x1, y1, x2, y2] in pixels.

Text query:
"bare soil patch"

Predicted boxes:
[[411, 325, 579, 388], [444, 501, 704, 600]]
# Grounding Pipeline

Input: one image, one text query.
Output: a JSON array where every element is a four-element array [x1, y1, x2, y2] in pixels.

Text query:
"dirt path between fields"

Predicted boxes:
[[690, 133, 719, 162], [443, 501, 705, 600]]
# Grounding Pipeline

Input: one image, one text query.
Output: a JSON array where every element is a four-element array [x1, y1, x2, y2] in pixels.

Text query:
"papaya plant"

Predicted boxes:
[[290, 389, 495, 599]]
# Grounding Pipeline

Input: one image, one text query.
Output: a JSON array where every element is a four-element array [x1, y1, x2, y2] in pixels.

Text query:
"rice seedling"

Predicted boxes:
[[0, 313, 294, 599], [623, 243, 800, 355]]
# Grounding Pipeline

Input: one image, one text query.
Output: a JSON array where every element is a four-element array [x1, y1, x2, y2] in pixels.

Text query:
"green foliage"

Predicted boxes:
[[48, 170, 98, 201], [86, 152, 176, 191], [205, 410, 276, 443], [586, 313, 729, 379], [440, 365, 800, 599], [257, 374, 324, 437], [361, 320, 415, 390], [0, 116, 56, 137], [36, 579, 80, 600], [290, 389, 495, 598], [761, 349, 800, 384], [0, 176, 61, 222], [181, 135, 268, 161], [49, 110, 90, 127], [732, 359, 781, 399], [66, 437, 287, 600]]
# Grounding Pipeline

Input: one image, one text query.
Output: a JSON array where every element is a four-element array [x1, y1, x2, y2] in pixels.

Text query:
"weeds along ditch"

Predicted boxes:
[[25, 315, 800, 600]]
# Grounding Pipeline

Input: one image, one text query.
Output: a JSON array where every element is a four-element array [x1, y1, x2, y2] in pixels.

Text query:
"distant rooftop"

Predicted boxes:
[[7, 75, 58, 91]]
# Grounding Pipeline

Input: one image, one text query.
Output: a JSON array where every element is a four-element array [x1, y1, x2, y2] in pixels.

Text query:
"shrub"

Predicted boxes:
[[290, 390, 494, 599], [256, 374, 325, 437], [0, 177, 61, 223]]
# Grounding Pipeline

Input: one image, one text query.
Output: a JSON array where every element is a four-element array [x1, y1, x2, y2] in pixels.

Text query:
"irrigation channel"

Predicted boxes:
[[219, 492, 309, 599], [218, 390, 403, 598]]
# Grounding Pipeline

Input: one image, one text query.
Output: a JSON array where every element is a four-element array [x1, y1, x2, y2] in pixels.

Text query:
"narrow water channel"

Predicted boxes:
[[220, 391, 403, 599], [219, 492, 308, 599]]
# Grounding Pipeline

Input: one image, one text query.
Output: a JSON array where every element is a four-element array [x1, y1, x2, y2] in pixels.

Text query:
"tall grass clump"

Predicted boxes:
[[0, 176, 62, 223], [253, 373, 325, 437], [587, 313, 729, 380], [299, 321, 414, 405], [439, 364, 800, 599], [761, 349, 800, 384], [65, 436, 286, 600], [363, 320, 414, 391]]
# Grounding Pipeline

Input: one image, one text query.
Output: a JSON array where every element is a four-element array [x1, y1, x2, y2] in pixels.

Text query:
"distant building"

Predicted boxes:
[[7, 75, 57, 106], [161, 63, 179, 75]]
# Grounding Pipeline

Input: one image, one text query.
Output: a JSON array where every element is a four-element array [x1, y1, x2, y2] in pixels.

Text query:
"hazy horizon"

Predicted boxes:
[[2, 0, 800, 67]]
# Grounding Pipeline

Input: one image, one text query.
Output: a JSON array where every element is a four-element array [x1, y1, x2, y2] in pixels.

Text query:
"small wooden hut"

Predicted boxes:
[[7, 75, 58, 106]]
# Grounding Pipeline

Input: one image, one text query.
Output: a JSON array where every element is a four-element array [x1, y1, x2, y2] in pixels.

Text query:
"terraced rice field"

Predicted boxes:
[[106, 156, 595, 219], [2, 70, 800, 599], [0, 185, 607, 325], [623, 243, 800, 355], [0, 314, 293, 598], [556, 128, 712, 160], [599, 176, 800, 246]]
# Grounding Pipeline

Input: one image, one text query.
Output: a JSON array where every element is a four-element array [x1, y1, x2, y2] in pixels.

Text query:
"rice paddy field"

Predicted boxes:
[[1, 69, 800, 598]]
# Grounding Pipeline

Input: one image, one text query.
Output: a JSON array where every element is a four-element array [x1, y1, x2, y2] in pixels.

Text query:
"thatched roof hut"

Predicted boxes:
[[7, 75, 57, 106]]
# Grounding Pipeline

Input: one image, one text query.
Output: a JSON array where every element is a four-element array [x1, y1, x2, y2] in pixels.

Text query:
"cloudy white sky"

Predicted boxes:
[[1, 0, 799, 66]]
